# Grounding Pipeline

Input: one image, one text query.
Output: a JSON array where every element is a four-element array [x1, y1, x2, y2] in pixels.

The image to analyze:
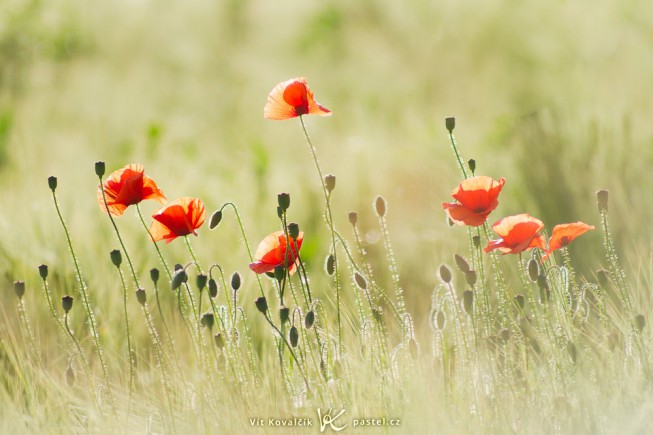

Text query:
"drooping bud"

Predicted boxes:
[[463, 290, 474, 315], [135, 288, 147, 305], [94, 161, 106, 178], [150, 268, 160, 284], [48, 176, 58, 191], [208, 278, 218, 298], [596, 190, 609, 213], [527, 259, 539, 282], [325, 254, 335, 276], [279, 306, 290, 324], [171, 269, 188, 290], [14, 281, 25, 299], [209, 210, 223, 229], [289, 326, 299, 347], [454, 254, 470, 274], [255, 297, 268, 314], [325, 174, 336, 193], [348, 211, 358, 226], [196, 274, 208, 291], [230, 272, 241, 291], [374, 196, 386, 217], [38, 265, 49, 280], [354, 272, 367, 290], [62, 295, 74, 313], [110, 249, 122, 267], [277, 193, 290, 211], [445, 117, 456, 133], [305, 310, 315, 329], [288, 223, 300, 240], [439, 265, 452, 284]]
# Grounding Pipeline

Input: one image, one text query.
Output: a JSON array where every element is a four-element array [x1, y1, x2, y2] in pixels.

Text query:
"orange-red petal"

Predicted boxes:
[[264, 77, 331, 120], [484, 214, 546, 255], [149, 197, 205, 244], [442, 176, 505, 227], [98, 163, 166, 216], [249, 230, 304, 274], [541, 221, 594, 261]]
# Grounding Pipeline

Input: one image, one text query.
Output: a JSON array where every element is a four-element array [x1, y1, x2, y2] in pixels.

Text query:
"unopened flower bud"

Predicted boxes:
[[454, 254, 470, 274], [150, 268, 159, 284], [279, 306, 290, 324], [439, 265, 452, 284], [434, 310, 446, 330], [465, 270, 477, 286], [174, 263, 183, 272], [596, 190, 608, 213], [207, 278, 218, 298], [171, 270, 188, 290], [472, 236, 481, 249], [227, 272, 239, 291], [325, 254, 335, 276], [468, 159, 476, 174], [286, 224, 299, 241], [277, 193, 290, 211], [354, 272, 367, 290], [38, 264, 49, 280], [463, 290, 474, 315], [289, 326, 299, 347], [374, 196, 386, 217], [305, 310, 315, 329], [110, 249, 122, 267], [527, 259, 539, 282], [274, 266, 286, 282], [196, 274, 208, 291], [255, 297, 268, 314], [48, 176, 58, 191], [201, 312, 215, 329], [325, 174, 336, 192], [445, 117, 456, 133], [348, 211, 358, 226], [14, 281, 25, 299], [209, 210, 223, 229], [95, 161, 106, 178], [135, 288, 146, 305], [62, 295, 74, 313]]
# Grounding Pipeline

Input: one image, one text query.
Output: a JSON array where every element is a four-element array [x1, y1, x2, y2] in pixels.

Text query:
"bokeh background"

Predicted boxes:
[[2, 0, 653, 326]]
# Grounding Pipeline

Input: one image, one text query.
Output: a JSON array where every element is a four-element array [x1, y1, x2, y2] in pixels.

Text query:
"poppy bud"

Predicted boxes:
[[201, 312, 215, 329], [66, 364, 75, 386], [465, 270, 477, 287], [171, 270, 188, 290], [354, 272, 367, 290], [135, 288, 146, 305], [174, 263, 183, 272], [514, 294, 525, 310], [38, 264, 49, 280], [208, 278, 218, 298], [439, 265, 452, 284], [209, 210, 223, 229], [255, 296, 268, 314], [537, 275, 549, 291], [277, 193, 290, 211], [274, 266, 286, 282], [348, 211, 358, 226], [95, 161, 106, 178], [14, 281, 25, 299], [289, 326, 299, 347], [527, 259, 539, 282], [596, 190, 609, 213], [196, 274, 208, 291], [472, 236, 481, 249], [276, 206, 283, 219], [374, 196, 386, 218], [48, 176, 58, 191], [635, 314, 645, 332], [279, 306, 290, 324], [214, 332, 225, 349], [463, 290, 474, 315], [445, 117, 456, 133], [305, 310, 315, 329], [62, 295, 74, 313], [288, 223, 300, 240], [454, 254, 470, 274], [150, 268, 159, 284], [325, 254, 335, 276], [325, 174, 336, 192], [110, 250, 122, 267], [468, 159, 476, 174]]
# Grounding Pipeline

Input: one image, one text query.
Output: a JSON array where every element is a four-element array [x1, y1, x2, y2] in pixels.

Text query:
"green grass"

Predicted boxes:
[[2, 0, 653, 433]]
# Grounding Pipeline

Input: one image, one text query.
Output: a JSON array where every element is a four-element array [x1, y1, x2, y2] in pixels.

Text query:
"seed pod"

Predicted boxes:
[[171, 270, 188, 290], [325, 254, 335, 276], [445, 117, 456, 132], [135, 288, 146, 305], [439, 265, 452, 284], [463, 290, 474, 315], [48, 176, 58, 191], [62, 295, 74, 313], [635, 314, 645, 332], [110, 250, 122, 267], [289, 326, 299, 347], [208, 278, 218, 298], [472, 236, 481, 249], [196, 274, 208, 291], [305, 310, 315, 329], [465, 270, 477, 287], [255, 297, 268, 314], [354, 272, 367, 290], [324, 174, 336, 192], [14, 281, 25, 299], [374, 196, 386, 217], [209, 210, 223, 229], [201, 312, 215, 329], [348, 211, 358, 226], [38, 265, 49, 280], [454, 254, 470, 274], [150, 268, 160, 284], [231, 272, 241, 291], [596, 190, 609, 213], [527, 259, 539, 282], [288, 223, 300, 239], [468, 159, 476, 175], [514, 294, 525, 310], [214, 333, 225, 349], [174, 263, 183, 272], [94, 161, 106, 178], [279, 307, 290, 324], [277, 193, 290, 211]]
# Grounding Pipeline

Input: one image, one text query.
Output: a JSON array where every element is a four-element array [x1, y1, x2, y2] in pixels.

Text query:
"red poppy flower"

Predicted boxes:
[[442, 176, 506, 227], [249, 230, 304, 274], [149, 197, 205, 244], [98, 164, 166, 216], [541, 222, 594, 262], [264, 77, 332, 120], [484, 214, 546, 254]]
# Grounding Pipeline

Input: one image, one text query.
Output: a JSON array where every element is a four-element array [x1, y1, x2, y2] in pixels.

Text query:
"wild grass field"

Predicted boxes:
[[2, 0, 653, 433]]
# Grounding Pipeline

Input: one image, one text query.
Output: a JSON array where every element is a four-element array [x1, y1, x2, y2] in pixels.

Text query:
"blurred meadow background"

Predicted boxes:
[[2, 0, 653, 433]]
